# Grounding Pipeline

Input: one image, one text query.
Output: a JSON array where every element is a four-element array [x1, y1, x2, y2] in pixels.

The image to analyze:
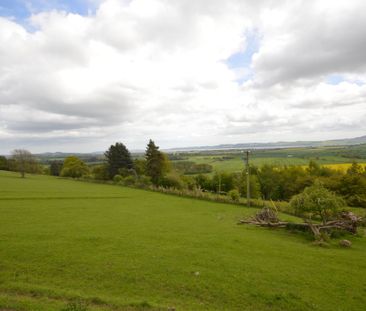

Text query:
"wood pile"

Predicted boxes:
[[238, 209, 363, 239]]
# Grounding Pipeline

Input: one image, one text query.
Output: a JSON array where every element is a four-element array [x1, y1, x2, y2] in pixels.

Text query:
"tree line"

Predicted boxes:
[[1, 144, 366, 208]]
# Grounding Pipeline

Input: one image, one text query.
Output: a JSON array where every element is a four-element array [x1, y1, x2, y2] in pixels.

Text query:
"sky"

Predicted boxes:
[[0, 0, 366, 153]]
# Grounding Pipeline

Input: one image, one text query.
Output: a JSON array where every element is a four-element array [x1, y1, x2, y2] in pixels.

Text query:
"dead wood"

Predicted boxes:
[[238, 208, 363, 239]]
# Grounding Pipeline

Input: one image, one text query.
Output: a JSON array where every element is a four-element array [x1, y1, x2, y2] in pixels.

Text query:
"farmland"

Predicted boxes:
[[170, 144, 366, 174], [323, 163, 366, 172], [1, 170, 366, 310]]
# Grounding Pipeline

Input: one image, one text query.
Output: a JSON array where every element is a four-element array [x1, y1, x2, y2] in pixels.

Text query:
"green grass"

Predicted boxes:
[[1, 171, 366, 310]]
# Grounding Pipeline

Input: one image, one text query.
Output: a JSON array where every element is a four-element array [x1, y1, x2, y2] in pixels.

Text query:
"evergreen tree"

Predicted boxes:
[[105, 142, 133, 178], [145, 139, 169, 185], [0, 156, 8, 170], [49, 160, 63, 176]]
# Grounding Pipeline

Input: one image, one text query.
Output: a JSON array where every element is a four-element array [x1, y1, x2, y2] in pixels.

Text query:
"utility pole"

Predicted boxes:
[[245, 150, 250, 207]]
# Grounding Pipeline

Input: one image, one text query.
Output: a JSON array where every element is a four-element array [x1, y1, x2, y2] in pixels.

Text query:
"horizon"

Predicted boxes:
[[1, 133, 365, 155], [1, 0, 366, 154]]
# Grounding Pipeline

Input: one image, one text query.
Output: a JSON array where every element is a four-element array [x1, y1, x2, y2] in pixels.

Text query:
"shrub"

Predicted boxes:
[[180, 175, 196, 190], [290, 180, 346, 223], [113, 174, 123, 183], [49, 160, 63, 176], [91, 164, 109, 180], [135, 175, 152, 188], [346, 194, 366, 208], [121, 175, 136, 186], [60, 156, 89, 178], [160, 174, 185, 189], [228, 189, 240, 202], [0, 155, 8, 170]]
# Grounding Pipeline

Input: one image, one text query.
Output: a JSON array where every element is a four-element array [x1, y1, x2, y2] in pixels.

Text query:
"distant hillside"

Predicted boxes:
[[167, 135, 366, 152], [31, 135, 366, 157]]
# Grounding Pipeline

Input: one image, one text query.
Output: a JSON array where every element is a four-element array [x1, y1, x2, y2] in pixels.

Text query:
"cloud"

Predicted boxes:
[[252, 0, 366, 86], [0, 0, 366, 153]]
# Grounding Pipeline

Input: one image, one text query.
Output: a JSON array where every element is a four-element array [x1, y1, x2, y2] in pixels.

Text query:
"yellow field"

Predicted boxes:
[[299, 162, 366, 172], [322, 163, 366, 172]]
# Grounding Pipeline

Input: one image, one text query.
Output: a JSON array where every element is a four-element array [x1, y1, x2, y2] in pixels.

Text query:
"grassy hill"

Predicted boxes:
[[0, 171, 365, 310]]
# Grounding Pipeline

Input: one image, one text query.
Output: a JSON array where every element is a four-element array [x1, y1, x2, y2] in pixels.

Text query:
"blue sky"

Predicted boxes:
[[226, 30, 260, 83], [326, 74, 344, 85], [226, 31, 259, 69], [0, 0, 94, 19]]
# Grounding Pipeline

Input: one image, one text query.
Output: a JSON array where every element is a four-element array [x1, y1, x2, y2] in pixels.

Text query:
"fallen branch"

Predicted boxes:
[[238, 209, 363, 239]]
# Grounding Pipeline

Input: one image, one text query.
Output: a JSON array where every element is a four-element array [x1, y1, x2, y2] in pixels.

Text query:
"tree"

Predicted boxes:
[[91, 164, 109, 180], [49, 160, 64, 176], [194, 174, 211, 190], [145, 139, 169, 185], [160, 173, 185, 189], [104, 142, 133, 178], [133, 158, 147, 176], [347, 161, 364, 175], [60, 156, 89, 178], [11, 149, 39, 178], [257, 164, 281, 200], [290, 181, 345, 224], [235, 171, 261, 199], [228, 189, 240, 202], [0, 156, 8, 170], [307, 160, 333, 177], [211, 171, 234, 193], [338, 166, 366, 207]]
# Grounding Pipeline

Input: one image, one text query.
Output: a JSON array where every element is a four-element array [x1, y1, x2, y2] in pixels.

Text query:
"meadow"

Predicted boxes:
[[1, 170, 366, 310]]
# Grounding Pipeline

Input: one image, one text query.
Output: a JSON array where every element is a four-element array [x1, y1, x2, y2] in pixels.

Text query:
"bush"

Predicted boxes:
[[290, 181, 346, 223], [160, 174, 185, 189], [121, 175, 136, 186], [346, 194, 366, 208], [0, 155, 8, 170], [113, 174, 123, 183], [49, 160, 63, 176], [135, 175, 152, 188], [91, 164, 109, 180], [228, 189, 240, 202], [60, 156, 89, 178], [181, 175, 196, 190]]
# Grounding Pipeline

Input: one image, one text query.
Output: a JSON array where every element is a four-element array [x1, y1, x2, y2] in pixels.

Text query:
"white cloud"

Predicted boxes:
[[0, 0, 365, 153], [252, 0, 366, 86]]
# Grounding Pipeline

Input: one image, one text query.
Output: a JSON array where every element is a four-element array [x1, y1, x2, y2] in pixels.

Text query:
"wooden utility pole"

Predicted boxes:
[[245, 151, 250, 207]]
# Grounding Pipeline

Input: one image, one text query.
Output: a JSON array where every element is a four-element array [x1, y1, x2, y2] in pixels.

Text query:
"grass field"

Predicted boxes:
[[1, 171, 366, 310]]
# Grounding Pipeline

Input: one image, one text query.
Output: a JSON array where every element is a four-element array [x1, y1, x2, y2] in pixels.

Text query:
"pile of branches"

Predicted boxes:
[[238, 208, 363, 239], [238, 207, 288, 228]]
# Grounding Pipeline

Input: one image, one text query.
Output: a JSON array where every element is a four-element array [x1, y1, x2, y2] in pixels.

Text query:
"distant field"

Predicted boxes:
[[323, 163, 366, 172], [1, 171, 366, 310], [183, 154, 356, 174]]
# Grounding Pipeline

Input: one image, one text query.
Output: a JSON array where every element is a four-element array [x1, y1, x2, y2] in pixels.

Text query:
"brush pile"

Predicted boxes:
[[238, 208, 363, 240]]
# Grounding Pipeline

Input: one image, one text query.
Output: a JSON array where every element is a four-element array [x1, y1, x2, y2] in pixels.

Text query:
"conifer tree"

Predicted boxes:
[[105, 142, 133, 178], [145, 139, 169, 185]]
